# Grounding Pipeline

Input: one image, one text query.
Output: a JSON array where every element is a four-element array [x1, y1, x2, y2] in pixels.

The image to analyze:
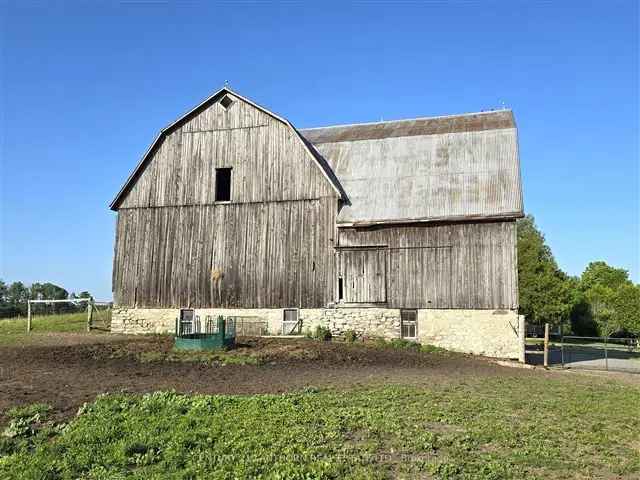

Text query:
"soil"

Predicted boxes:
[[0, 333, 557, 424]]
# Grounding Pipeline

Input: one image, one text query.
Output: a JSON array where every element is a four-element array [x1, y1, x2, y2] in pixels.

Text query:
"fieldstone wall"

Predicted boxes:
[[417, 309, 522, 359], [299, 308, 401, 338], [111, 307, 178, 334], [111, 306, 522, 359]]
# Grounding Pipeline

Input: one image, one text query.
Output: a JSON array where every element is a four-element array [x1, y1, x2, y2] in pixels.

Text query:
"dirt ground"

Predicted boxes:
[[0, 333, 623, 424]]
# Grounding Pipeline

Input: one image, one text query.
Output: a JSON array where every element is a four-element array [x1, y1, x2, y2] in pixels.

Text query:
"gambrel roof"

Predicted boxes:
[[110, 87, 347, 210], [111, 88, 523, 226], [301, 110, 524, 226]]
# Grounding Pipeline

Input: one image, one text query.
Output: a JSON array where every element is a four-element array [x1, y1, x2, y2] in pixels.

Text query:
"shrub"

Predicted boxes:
[[344, 330, 358, 343], [388, 338, 421, 350], [312, 326, 332, 341]]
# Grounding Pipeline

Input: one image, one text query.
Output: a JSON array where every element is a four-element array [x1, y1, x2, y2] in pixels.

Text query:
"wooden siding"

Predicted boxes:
[[337, 248, 387, 303], [337, 221, 517, 309], [119, 94, 336, 209], [113, 198, 336, 308]]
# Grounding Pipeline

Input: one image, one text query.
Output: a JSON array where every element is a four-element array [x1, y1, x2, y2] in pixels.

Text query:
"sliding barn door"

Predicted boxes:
[[337, 248, 387, 304]]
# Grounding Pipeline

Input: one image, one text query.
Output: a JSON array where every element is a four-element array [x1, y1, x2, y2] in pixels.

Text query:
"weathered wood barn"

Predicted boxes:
[[110, 87, 525, 358]]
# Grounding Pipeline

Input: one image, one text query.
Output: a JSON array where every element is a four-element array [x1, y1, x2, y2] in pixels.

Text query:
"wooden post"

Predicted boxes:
[[27, 301, 32, 333], [518, 315, 526, 363], [87, 301, 93, 332], [543, 323, 550, 368]]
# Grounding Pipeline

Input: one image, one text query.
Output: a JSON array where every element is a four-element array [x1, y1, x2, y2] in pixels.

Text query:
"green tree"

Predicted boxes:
[[30, 282, 68, 301], [612, 283, 640, 336], [571, 261, 639, 336], [517, 215, 573, 326], [0, 280, 7, 303], [581, 261, 630, 291]]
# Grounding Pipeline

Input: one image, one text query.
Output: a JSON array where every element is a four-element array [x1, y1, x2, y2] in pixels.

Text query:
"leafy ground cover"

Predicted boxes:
[[1, 375, 638, 479]]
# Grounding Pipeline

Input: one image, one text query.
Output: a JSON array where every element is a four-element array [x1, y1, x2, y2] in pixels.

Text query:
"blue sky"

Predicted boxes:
[[1, 1, 638, 300]]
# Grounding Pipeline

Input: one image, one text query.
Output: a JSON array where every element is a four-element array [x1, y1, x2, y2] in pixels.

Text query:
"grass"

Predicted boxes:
[[0, 312, 112, 346], [1, 377, 638, 479], [0, 312, 88, 335]]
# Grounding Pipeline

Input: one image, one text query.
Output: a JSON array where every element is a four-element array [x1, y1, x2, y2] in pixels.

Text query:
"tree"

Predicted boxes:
[[570, 261, 639, 336], [612, 283, 640, 336], [581, 261, 630, 292], [30, 282, 68, 301], [517, 215, 573, 326], [5, 282, 30, 317]]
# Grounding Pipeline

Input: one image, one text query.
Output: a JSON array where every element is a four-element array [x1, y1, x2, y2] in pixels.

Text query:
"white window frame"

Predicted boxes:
[[400, 309, 417, 339]]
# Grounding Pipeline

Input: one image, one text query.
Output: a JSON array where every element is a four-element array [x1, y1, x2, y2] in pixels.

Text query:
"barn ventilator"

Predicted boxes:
[[174, 312, 236, 350]]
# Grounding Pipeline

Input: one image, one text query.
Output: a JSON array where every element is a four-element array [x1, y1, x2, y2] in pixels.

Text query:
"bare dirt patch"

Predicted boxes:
[[0, 333, 568, 423]]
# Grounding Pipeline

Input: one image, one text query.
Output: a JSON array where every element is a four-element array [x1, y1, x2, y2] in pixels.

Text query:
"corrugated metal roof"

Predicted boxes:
[[300, 110, 523, 225]]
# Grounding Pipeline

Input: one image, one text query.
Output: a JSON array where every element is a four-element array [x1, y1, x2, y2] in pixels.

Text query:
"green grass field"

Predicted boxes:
[[1, 377, 638, 479], [0, 312, 88, 335], [0, 310, 112, 340]]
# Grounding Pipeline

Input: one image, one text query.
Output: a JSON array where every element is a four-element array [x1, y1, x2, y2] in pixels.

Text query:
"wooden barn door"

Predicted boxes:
[[337, 248, 387, 304]]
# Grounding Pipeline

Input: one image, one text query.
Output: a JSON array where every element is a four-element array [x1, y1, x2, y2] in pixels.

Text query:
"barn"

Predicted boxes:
[[110, 87, 525, 358]]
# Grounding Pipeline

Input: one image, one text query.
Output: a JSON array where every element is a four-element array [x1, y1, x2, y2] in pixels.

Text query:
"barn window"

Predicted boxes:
[[215, 168, 232, 202], [219, 95, 234, 110], [400, 309, 417, 339], [338, 277, 344, 301], [282, 308, 300, 335]]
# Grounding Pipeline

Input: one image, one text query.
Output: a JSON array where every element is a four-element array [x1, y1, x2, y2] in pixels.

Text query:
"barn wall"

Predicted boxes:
[[113, 198, 337, 308], [113, 93, 340, 308], [119, 94, 336, 209], [337, 220, 518, 309]]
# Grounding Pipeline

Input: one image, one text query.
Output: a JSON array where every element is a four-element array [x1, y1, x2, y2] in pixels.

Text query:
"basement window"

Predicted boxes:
[[215, 168, 232, 202], [282, 308, 300, 335], [400, 309, 417, 339], [219, 95, 234, 110]]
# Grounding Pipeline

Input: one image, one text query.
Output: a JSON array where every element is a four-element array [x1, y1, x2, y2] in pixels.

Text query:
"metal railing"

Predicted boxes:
[[175, 315, 236, 338]]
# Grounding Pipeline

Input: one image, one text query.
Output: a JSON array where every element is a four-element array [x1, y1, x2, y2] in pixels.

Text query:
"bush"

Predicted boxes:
[[344, 330, 358, 343], [312, 326, 332, 341], [388, 338, 421, 350], [371, 337, 422, 351]]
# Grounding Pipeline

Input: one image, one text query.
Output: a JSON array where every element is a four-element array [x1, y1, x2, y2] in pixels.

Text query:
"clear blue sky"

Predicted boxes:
[[1, 1, 638, 300]]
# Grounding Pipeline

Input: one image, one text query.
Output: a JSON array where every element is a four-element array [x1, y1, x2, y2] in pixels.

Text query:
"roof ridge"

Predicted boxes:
[[300, 109, 512, 132]]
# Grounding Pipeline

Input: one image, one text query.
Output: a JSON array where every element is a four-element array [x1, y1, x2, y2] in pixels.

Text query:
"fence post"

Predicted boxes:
[[27, 301, 32, 333], [86, 301, 93, 332], [518, 315, 526, 363], [543, 323, 550, 368], [604, 336, 608, 371], [560, 331, 564, 368]]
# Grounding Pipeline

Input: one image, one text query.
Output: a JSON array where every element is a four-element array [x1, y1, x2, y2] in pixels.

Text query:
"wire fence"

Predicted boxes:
[[558, 336, 640, 373]]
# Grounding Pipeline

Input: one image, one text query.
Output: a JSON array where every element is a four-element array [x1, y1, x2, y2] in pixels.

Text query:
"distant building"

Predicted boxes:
[[110, 87, 524, 358]]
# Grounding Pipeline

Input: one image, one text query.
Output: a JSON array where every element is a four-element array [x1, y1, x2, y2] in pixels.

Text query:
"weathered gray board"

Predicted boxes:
[[111, 88, 521, 313], [337, 221, 518, 309], [112, 92, 340, 308], [118, 101, 337, 209], [337, 247, 387, 304], [113, 198, 336, 308]]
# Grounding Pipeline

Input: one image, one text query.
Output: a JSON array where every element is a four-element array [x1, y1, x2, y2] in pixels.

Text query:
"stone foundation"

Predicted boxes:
[[111, 306, 523, 359]]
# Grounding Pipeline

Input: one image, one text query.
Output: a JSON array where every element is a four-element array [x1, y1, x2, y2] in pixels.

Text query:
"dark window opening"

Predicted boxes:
[[400, 309, 417, 339], [338, 277, 344, 301], [219, 95, 234, 110], [215, 168, 232, 202]]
